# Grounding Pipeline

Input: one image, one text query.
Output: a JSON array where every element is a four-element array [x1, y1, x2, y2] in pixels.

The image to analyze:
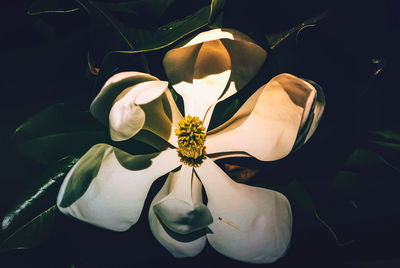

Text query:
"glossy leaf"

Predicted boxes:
[[0, 155, 79, 253], [28, 0, 81, 15], [76, 0, 225, 57], [14, 103, 106, 165], [0, 156, 78, 239], [14, 103, 102, 143], [266, 11, 328, 50], [0, 205, 58, 252]]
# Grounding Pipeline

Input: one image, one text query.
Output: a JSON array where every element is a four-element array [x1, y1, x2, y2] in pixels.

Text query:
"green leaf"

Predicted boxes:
[[0, 156, 78, 240], [267, 11, 328, 50], [0, 205, 58, 252], [277, 180, 340, 243], [16, 131, 106, 165], [14, 103, 102, 142], [326, 128, 400, 226], [13, 103, 161, 164], [76, 0, 225, 56], [344, 148, 400, 176], [28, 0, 81, 15], [277, 179, 316, 215], [266, 11, 328, 73], [13, 103, 106, 165]]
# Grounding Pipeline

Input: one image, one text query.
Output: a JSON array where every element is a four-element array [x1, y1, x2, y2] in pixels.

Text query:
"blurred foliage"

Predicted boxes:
[[0, 0, 400, 267]]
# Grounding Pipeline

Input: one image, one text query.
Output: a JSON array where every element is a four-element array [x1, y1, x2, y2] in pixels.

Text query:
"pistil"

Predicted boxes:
[[174, 115, 206, 160]]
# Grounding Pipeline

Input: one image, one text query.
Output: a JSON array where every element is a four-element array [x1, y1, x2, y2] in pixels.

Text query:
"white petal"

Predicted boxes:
[[217, 38, 266, 101], [149, 166, 207, 257], [182, 28, 256, 47], [195, 158, 292, 264], [132, 89, 183, 150], [206, 73, 321, 161], [152, 165, 212, 234], [57, 144, 181, 232], [163, 28, 266, 125], [90, 72, 158, 126], [109, 81, 179, 146], [164, 39, 231, 122]]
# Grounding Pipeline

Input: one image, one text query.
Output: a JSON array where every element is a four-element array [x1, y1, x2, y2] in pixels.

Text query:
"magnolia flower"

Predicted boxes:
[[56, 29, 325, 264]]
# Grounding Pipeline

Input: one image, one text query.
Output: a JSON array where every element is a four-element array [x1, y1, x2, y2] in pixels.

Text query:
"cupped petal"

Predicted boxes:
[[57, 144, 181, 232], [90, 72, 158, 126], [152, 164, 212, 235], [206, 73, 323, 161], [195, 158, 292, 264], [149, 166, 208, 257], [109, 81, 181, 147]]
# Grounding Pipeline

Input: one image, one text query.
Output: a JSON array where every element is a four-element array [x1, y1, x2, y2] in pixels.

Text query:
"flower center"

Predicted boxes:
[[174, 115, 206, 160]]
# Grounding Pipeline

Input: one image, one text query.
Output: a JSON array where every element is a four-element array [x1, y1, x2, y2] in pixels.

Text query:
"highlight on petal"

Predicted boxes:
[[90, 72, 158, 126], [57, 144, 181, 232], [164, 39, 231, 121], [195, 158, 292, 264], [149, 166, 208, 257], [182, 28, 256, 47], [206, 73, 323, 161], [163, 28, 266, 125]]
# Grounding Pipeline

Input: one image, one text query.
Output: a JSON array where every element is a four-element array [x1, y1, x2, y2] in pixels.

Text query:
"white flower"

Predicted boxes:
[[56, 28, 325, 264]]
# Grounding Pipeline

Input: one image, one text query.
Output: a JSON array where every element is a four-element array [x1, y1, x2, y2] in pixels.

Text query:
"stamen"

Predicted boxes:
[[175, 115, 206, 160]]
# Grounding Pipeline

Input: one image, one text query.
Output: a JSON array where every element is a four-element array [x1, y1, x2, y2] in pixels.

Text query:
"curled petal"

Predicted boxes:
[[57, 144, 181, 232], [149, 166, 207, 257], [90, 72, 158, 126], [206, 73, 324, 161], [195, 159, 292, 264], [293, 79, 326, 150], [109, 81, 178, 145], [133, 89, 183, 150]]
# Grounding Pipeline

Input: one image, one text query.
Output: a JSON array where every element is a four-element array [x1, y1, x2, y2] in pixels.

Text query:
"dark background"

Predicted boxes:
[[1, 0, 400, 267]]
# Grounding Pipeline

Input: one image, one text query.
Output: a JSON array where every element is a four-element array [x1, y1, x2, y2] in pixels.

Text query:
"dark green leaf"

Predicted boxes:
[[28, 0, 81, 15], [16, 131, 106, 165], [0, 205, 57, 252], [14, 103, 103, 143], [13, 103, 106, 165], [277, 179, 316, 215], [266, 11, 328, 50], [368, 130, 400, 143], [0, 156, 78, 240], [76, 0, 225, 58], [344, 148, 400, 176]]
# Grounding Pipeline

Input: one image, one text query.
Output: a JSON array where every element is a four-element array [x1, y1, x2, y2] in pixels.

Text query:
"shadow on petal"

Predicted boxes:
[[91, 72, 158, 126], [57, 144, 181, 232], [206, 73, 324, 161]]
